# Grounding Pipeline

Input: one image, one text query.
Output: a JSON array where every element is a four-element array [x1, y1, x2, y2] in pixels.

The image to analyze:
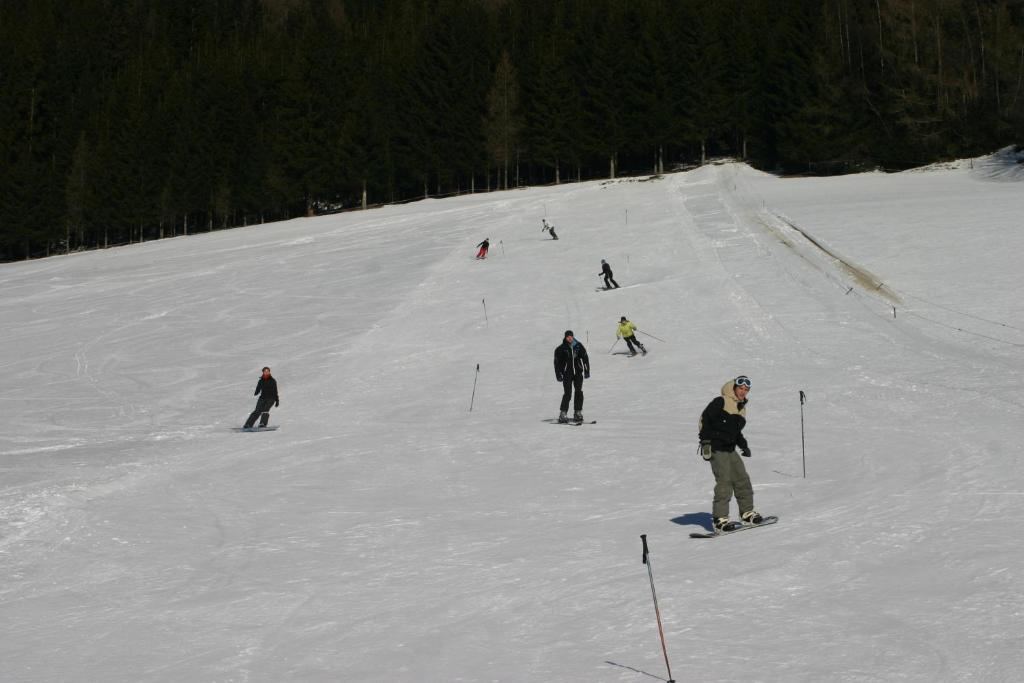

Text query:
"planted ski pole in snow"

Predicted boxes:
[[500, 240, 505, 256], [482, 298, 488, 326], [608, 338, 619, 354], [640, 535, 675, 683], [469, 364, 480, 412], [800, 390, 807, 478]]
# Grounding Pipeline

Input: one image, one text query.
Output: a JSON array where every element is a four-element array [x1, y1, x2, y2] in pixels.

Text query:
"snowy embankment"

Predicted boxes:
[[2, 159, 1023, 682]]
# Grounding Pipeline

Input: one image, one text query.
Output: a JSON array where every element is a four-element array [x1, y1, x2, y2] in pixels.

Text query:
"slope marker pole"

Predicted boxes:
[[640, 535, 675, 683], [469, 364, 480, 412], [799, 390, 807, 478]]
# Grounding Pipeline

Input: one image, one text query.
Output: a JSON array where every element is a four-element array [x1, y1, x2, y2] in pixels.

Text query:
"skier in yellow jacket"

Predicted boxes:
[[616, 316, 647, 356]]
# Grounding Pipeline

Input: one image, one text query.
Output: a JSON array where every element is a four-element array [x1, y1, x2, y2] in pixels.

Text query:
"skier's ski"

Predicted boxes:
[[542, 419, 597, 425], [233, 426, 280, 432], [595, 284, 642, 292], [689, 516, 778, 539]]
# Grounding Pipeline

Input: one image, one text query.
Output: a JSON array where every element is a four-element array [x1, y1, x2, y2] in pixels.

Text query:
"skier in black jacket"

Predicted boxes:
[[553, 330, 590, 423], [599, 260, 619, 289], [475, 238, 490, 259], [243, 366, 279, 429]]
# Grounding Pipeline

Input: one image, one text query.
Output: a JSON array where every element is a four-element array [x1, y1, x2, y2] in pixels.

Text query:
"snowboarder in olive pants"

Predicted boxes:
[[553, 330, 590, 423], [243, 366, 279, 429], [698, 376, 762, 532], [599, 260, 619, 289]]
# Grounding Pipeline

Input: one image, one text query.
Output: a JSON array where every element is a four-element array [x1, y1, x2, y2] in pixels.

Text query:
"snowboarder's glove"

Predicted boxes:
[[700, 440, 713, 459], [275, 399, 280, 407], [556, 374, 564, 382], [584, 371, 590, 379], [741, 446, 751, 458]]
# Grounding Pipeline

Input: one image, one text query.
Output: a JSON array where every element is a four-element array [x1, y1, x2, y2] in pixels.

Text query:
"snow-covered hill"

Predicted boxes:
[[2, 159, 1023, 682]]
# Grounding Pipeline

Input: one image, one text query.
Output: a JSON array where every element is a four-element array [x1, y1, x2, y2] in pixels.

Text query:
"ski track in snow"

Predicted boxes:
[[2, 162, 1024, 681]]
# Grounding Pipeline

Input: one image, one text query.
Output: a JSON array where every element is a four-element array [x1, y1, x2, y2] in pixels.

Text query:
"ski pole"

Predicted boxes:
[[500, 240, 505, 256], [640, 535, 675, 683], [607, 338, 619, 354], [469, 364, 480, 412], [799, 390, 807, 478], [482, 298, 488, 325], [636, 329, 667, 343]]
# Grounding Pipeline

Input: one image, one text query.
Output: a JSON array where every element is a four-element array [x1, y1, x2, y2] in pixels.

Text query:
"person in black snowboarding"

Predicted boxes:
[[599, 259, 619, 289], [616, 316, 647, 356], [243, 366, 279, 429], [553, 330, 590, 423], [542, 219, 558, 240], [475, 238, 490, 259], [698, 375, 762, 532]]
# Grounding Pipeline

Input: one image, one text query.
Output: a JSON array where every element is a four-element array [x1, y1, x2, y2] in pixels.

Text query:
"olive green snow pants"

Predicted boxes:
[[708, 449, 754, 520]]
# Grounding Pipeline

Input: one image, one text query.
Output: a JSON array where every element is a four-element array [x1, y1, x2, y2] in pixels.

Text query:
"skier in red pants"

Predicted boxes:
[[475, 238, 490, 259]]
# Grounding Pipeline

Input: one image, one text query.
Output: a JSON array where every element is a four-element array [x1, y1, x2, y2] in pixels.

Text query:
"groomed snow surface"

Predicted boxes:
[[2, 160, 1023, 682]]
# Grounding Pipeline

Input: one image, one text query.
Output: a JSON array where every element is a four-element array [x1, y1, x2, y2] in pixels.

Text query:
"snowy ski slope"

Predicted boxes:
[[2, 159, 1023, 682]]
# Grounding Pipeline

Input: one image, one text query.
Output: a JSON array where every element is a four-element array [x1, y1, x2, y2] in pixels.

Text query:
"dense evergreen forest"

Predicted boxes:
[[1, 0, 1022, 262]]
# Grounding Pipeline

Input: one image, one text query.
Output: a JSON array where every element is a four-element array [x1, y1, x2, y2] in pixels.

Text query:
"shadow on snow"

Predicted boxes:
[[670, 511, 713, 532]]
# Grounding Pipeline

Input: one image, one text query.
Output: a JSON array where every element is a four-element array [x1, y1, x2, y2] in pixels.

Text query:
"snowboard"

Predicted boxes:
[[689, 515, 778, 539], [542, 418, 597, 426], [233, 426, 279, 432]]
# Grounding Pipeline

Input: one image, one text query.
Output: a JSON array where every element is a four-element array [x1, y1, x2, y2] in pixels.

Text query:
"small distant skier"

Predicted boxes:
[[553, 330, 590, 424], [542, 219, 558, 240], [698, 375, 763, 532], [476, 238, 490, 259], [599, 259, 619, 289], [243, 366, 279, 429], [616, 316, 647, 356]]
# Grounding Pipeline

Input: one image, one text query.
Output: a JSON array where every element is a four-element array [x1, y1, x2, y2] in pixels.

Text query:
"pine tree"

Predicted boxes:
[[483, 51, 522, 190]]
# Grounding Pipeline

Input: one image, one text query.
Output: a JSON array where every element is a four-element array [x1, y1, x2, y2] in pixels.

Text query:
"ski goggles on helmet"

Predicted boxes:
[[734, 376, 751, 388]]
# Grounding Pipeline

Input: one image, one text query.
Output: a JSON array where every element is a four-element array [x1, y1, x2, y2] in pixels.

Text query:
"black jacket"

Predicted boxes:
[[553, 340, 590, 380], [699, 396, 748, 453], [254, 376, 279, 402], [601, 262, 613, 276]]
